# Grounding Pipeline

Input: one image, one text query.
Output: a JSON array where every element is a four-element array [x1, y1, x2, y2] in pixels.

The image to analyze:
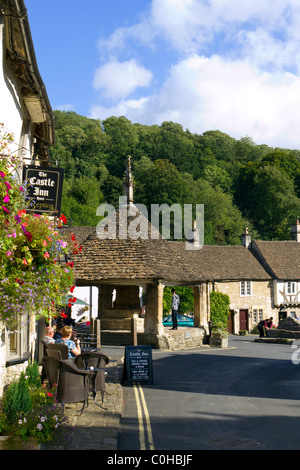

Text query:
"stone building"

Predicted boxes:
[[66, 159, 277, 347], [251, 220, 300, 322], [0, 0, 54, 394], [185, 240, 274, 335]]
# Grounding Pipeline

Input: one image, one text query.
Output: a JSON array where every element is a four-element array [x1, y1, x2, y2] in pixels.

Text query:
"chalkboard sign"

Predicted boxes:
[[122, 345, 153, 385]]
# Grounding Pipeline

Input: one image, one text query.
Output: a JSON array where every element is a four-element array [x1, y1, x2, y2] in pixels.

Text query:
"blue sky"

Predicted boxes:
[[26, 0, 300, 149]]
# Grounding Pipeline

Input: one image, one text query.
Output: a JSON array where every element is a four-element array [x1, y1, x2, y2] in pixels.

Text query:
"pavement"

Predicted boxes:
[[42, 352, 124, 451]]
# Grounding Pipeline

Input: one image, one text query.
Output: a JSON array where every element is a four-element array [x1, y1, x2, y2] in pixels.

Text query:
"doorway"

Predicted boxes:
[[227, 310, 235, 334], [239, 309, 249, 331]]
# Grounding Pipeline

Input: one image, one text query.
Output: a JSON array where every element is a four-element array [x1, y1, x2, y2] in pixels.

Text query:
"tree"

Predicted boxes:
[[195, 179, 249, 245], [102, 116, 139, 177], [236, 162, 300, 240], [61, 176, 104, 226], [163, 286, 194, 315]]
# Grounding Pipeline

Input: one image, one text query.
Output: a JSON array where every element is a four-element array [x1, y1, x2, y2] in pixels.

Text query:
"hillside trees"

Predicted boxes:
[[50, 110, 300, 244]]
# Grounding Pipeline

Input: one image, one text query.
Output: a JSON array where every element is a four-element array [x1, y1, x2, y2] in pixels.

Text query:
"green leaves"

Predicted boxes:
[[51, 110, 300, 244]]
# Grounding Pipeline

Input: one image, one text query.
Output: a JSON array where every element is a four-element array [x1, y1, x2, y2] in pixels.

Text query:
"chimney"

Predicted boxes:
[[291, 220, 300, 242], [242, 227, 251, 248], [185, 219, 202, 250]]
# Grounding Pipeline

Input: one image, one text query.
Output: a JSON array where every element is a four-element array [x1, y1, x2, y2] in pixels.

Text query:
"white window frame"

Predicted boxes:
[[287, 281, 296, 294], [6, 314, 29, 363], [253, 308, 263, 323], [240, 280, 252, 297]]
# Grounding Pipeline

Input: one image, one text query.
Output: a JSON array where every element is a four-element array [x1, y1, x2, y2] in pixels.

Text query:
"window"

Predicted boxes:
[[253, 308, 263, 323], [240, 281, 252, 296], [287, 282, 296, 294], [6, 314, 29, 363], [253, 309, 258, 323]]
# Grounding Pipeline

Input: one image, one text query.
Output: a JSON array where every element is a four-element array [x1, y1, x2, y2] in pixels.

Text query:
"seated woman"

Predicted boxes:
[[55, 325, 81, 358]]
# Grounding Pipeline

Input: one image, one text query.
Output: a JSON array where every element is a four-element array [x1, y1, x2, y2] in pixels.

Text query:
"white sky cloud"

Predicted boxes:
[[93, 59, 153, 100], [90, 0, 300, 148]]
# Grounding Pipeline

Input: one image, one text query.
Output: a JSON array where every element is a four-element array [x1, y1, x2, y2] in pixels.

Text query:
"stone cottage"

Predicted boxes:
[[251, 220, 300, 323]]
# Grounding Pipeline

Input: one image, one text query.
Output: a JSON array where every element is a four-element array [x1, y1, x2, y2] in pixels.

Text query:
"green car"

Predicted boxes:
[[163, 314, 194, 327]]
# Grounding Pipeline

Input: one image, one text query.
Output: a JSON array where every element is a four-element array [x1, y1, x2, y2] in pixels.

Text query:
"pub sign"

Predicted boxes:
[[23, 165, 64, 216]]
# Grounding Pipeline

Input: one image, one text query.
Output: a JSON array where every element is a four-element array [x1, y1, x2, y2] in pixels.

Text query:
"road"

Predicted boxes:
[[105, 335, 300, 451]]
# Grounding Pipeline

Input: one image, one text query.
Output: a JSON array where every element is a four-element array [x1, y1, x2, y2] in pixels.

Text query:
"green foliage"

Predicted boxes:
[[210, 291, 230, 328], [163, 286, 194, 314], [50, 110, 300, 245], [25, 360, 41, 388], [3, 373, 32, 423], [0, 373, 67, 443]]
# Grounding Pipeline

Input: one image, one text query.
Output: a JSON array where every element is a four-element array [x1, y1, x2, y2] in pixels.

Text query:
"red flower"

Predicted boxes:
[[59, 214, 67, 224], [70, 285, 75, 293]]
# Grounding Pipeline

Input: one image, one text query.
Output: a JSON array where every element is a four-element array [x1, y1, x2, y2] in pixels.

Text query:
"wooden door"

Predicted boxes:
[[239, 309, 249, 331], [227, 310, 235, 334]]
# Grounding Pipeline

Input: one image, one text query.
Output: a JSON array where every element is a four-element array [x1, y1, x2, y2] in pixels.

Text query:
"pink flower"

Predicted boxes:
[[6, 251, 12, 257], [42, 240, 47, 246], [3, 194, 9, 203], [2, 206, 9, 213], [0, 171, 6, 178], [4, 182, 12, 190], [44, 252, 50, 259]]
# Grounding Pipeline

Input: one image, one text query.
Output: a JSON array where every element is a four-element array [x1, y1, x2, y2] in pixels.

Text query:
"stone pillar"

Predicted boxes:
[[193, 283, 210, 329], [144, 282, 164, 335]]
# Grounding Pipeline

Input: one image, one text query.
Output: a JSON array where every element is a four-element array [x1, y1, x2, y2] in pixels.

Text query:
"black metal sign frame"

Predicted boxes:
[[22, 165, 64, 216], [122, 345, 153, 385]]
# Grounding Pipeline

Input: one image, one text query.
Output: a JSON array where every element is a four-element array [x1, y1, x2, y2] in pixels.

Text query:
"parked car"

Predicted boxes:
[[163, 314, 194, 327]]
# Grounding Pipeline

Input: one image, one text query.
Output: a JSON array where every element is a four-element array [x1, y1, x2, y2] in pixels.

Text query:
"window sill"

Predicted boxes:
[[6, 351, 31, 367]]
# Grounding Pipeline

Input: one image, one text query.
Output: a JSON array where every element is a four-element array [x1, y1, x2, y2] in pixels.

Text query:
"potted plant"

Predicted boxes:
[[0, 361, 67, 449], [209, 321, 229, 348]]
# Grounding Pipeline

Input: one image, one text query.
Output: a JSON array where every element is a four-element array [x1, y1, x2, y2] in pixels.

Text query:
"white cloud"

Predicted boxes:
[[90, 54, 300, 148], [90, 0, 300, 149], [93, 59, 153, 100], [54, 104, 76, 112]]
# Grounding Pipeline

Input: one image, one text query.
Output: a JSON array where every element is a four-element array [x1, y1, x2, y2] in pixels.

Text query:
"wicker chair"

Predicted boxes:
[[46, 349, 62, 359], [42, 356, 60, 388], [42, 357, 91, 414], [46, 343, 69, 359], [56, 359, 91, 414], [75, 351, 109, 369], [75, 352, 109, 408]]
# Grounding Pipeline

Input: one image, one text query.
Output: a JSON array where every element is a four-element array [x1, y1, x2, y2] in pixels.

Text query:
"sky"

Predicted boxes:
[[25, 0, 300, 150]]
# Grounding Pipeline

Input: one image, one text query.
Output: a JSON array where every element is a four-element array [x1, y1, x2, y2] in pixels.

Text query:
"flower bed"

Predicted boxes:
[[0, 361, 68, 447]]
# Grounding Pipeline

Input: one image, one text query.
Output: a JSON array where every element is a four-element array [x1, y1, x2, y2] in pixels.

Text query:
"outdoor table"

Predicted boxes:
[[83, 367, 108, 410], [81, 347, 102, 353]]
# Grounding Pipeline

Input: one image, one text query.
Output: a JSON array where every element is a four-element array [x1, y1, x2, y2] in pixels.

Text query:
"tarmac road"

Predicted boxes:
[[115, 335, 300, 451]]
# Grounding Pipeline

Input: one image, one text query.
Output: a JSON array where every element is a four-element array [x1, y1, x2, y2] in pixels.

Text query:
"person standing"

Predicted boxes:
[[171, 288, 180, 330]]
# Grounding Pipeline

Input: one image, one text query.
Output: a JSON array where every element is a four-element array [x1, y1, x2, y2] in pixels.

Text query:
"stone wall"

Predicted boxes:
[[215, 280, 277, 333], [0, 319, 37, 398], [139, 327, 206, 351]]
